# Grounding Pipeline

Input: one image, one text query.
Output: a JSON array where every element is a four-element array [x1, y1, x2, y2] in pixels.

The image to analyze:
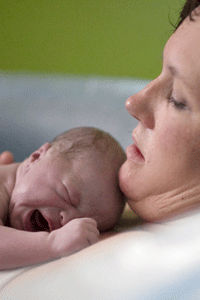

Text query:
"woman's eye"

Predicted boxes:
[[167, 95, 187, 110]]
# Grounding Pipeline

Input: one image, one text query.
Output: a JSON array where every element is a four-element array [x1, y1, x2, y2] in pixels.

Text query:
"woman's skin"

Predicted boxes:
[[119, 8, 200, 222]]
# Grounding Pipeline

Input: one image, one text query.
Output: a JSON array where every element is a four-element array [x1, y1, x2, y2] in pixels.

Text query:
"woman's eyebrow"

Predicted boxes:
[[162, 51, 180, 77]]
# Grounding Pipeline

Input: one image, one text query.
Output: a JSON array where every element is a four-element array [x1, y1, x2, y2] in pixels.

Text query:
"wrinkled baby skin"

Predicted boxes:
[[0, 143, 118, 269]]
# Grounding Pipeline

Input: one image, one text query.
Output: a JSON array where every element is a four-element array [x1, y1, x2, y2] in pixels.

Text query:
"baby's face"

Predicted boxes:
[[9, 146, 117, 232]]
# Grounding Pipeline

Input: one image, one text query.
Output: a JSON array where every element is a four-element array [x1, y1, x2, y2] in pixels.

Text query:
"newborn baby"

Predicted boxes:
[[0, 127, 126, 270]]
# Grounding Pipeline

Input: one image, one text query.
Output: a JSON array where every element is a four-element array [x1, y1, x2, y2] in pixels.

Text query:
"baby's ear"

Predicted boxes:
[[30, 143, 51, 163]]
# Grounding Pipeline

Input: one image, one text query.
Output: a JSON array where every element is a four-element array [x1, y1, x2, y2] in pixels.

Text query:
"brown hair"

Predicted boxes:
[[176, 0, 200, 29]]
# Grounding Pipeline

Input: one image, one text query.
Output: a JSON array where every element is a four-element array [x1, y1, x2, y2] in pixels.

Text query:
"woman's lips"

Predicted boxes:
[[126, 143, 145, 164]]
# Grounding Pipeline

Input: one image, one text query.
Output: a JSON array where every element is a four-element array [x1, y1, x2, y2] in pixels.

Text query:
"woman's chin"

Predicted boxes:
[[119, 162, 129, 196], [119, 160, 138, 199]]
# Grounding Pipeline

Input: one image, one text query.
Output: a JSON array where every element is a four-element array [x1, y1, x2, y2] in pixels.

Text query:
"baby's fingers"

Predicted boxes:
[[79, 218, 100, 245], [81, 218, 100, 237], [0, 151, 14, 164], [87, 230, 99, 246]]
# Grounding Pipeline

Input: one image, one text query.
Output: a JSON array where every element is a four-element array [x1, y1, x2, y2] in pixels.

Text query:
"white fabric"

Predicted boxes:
[[1, 210, 200, 299]]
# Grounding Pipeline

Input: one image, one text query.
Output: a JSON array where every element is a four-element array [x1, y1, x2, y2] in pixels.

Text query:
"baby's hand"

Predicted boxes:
[[48, 218, 99, 258], [0, 151, 14, 164]]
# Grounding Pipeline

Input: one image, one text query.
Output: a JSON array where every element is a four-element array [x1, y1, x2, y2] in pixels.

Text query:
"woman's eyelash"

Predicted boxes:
[[167, 95, 187, 110]]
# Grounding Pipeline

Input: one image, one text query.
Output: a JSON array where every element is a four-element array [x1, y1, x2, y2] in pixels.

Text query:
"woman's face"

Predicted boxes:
[[119, 13, 200, 221]]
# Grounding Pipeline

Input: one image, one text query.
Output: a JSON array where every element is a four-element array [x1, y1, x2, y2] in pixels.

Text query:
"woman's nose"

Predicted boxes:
[[125, 80, 157, 129]]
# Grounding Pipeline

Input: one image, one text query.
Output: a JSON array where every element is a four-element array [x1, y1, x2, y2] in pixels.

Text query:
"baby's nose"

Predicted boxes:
[[60, 211, 70, 226]]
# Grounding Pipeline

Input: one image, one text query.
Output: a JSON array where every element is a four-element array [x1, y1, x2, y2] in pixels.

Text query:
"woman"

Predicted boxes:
[[118, 0, 200, 222], [2, 0, 200, 224], [1, 2, 199, 298]]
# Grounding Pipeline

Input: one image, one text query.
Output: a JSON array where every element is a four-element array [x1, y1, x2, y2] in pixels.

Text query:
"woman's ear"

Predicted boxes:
[[30, 143, 51, 163]]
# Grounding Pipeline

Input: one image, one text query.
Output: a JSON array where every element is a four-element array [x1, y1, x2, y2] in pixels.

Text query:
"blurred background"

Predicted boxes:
[[0, 0, 184, 161], [0, 0, 183, 78]]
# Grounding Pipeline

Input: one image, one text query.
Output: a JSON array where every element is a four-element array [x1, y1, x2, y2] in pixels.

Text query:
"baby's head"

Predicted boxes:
[[9, 127, 126, 232]]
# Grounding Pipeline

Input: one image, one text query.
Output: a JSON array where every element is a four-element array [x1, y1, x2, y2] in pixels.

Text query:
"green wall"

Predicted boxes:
[[0, 0, 184, 79]]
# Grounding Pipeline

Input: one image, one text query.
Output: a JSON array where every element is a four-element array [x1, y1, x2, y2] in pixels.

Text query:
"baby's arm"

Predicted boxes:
[[0, 218, 99, 270]]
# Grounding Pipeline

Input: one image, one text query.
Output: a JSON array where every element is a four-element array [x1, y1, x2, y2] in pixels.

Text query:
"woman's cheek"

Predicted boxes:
[[158, 125, 189, 155]]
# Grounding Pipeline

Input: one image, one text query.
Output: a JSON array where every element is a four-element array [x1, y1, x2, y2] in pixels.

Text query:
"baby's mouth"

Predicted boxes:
[[29, 210, 50, 232]]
